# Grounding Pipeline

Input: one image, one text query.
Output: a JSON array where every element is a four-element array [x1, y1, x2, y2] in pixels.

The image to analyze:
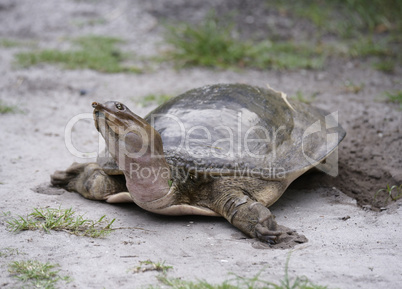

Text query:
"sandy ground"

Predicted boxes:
[[1, 0, 402, 288]]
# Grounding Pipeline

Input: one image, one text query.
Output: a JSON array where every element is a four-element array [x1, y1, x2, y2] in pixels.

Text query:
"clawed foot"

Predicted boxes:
[[249, 202, 307, 245], [255, 219, 282, 244], [256, 221, 307, 246], [251, 202, 282, 244]]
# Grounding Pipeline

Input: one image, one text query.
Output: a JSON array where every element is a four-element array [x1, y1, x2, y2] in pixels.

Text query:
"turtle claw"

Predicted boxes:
[[247, 202, 283, 244], [255, 223, 283, 244]]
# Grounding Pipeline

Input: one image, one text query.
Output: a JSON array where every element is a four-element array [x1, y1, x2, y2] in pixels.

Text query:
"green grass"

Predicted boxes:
[[10, 3, 400, 73], [6, 207, 115, 238], [343, 80, 365, 94], [0, 38, 22, 48], [164, 12, 324, 70], [148, 254, 328, 289], [374, 184, 402, 206], [291, 91, 317, 104], [348, 37, 393, 58], [385, 91, 402, 109], [0, 100, 20, 114], [1, 211, 11, 216], [373, 60, 396, 73], [274, 0, 402, 36], [163, 3, 401, 71], [0, 247, 21, 258], [133, 260, 173, 274], [8, 260, 71, 289], [338, 0, 402, 33], [164, 12, 244, 68], [247, 41, 325, 70], [157, 274, 327, 289], [138, 93, 174, 106], [15, 35, 141, 73], [0, 38, 37, 48], [271, 0, 402, 71]]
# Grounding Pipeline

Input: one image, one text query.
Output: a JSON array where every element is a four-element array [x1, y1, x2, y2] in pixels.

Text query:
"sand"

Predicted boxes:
[[0, 1, 401, 288]]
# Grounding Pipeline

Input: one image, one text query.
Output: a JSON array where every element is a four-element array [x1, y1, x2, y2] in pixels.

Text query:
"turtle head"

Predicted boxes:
[[92, 101, 165, 161], [92, 101, 171, 205], [92, 101, 149, 141]]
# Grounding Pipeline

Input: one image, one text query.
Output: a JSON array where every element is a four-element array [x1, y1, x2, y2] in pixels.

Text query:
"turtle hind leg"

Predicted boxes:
[[51, 162, 87, 188], [51, 162, 131, 203]]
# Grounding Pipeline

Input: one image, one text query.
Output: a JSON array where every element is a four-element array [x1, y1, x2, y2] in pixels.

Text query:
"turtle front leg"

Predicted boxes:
[[209, 189, 283, 244], [51, 162, 131, 203]]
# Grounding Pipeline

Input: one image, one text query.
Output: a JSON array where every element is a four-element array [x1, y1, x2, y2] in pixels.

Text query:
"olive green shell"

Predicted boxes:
[[142, 84, 345, 179]]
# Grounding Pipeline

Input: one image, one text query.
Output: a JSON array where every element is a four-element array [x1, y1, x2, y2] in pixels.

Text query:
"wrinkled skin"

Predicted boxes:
[[51, 84, 345, 244]]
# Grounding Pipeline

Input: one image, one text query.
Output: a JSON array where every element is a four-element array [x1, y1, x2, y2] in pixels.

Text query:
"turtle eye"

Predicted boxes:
[[115, 102, 124, 110]]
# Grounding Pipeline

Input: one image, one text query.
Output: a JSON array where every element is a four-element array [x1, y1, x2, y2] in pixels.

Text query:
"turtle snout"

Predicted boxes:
[[92, 102, 103, 119]]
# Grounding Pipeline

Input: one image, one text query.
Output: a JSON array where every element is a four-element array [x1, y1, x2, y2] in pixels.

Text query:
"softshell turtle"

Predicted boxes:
[[51, 84, 345, 243]]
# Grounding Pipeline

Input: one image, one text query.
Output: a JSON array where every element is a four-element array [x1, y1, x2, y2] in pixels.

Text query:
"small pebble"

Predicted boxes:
[[79, 89, 88, 96]]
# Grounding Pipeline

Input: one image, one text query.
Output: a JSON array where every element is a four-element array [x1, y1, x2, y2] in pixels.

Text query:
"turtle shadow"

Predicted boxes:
[[33, 183, 307, 249], [32, 182, 66, 195]]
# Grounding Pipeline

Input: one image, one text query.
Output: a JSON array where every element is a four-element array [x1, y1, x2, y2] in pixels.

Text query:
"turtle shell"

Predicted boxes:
[[144, 84, 345, 179]]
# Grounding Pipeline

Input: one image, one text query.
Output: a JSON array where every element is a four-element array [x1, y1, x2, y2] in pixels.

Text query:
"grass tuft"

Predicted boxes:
[[0, 247, 21, 258], [164, 12, 324, 70], [164, 12, 244, 68], [0, 38, 37, 48], [374, 184, 402, 206], [372, 60, 395, 73], [384, 91, 402, 109], [133, 260, 173, 274], [347, 36, 394, 61], [155, 277, 236, 289], [0, 100, 20, 114], [343, 80, 364, 94], [8, 260, 71, 289], [291, 91, 317, 104], [15, 35, 141, 73], [0, 39, 22, 48], [6, 207, 115, 238]]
